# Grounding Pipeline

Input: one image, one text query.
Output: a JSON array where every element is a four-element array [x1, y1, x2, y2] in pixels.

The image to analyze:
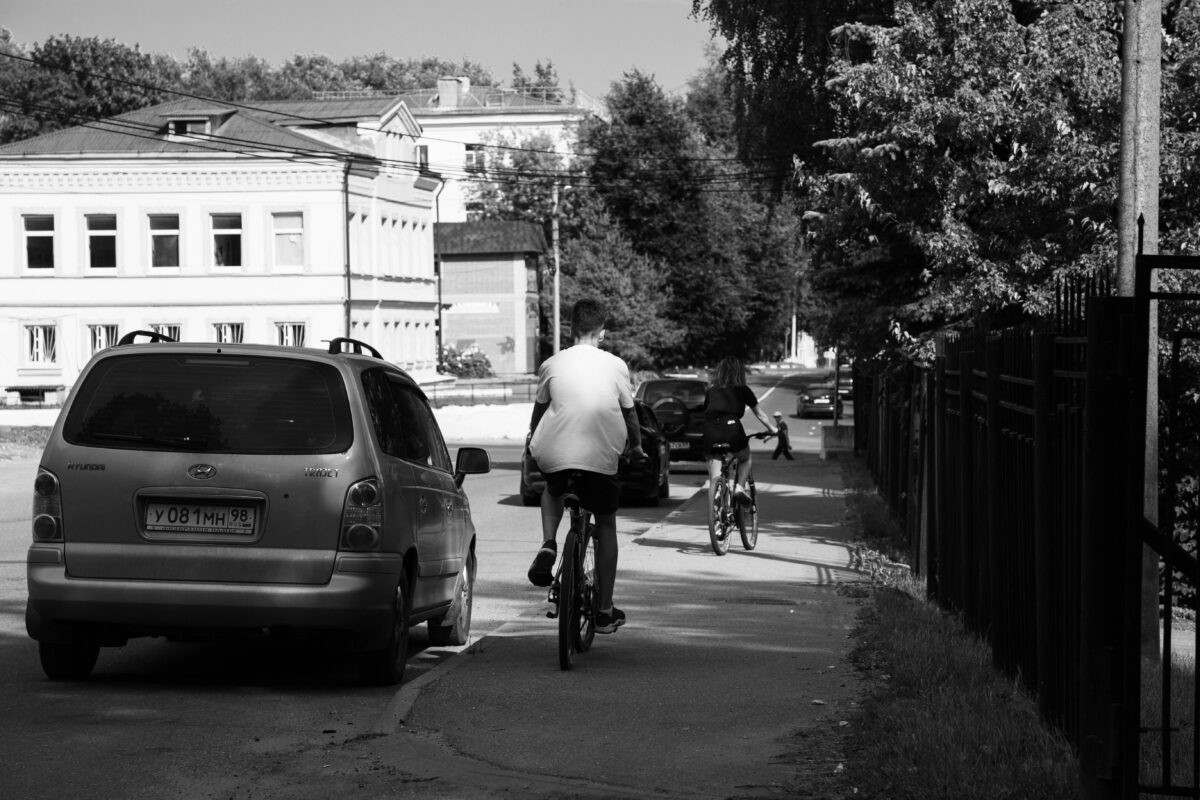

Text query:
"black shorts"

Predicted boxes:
[[544, 470, 621, 515], [703, 415, 749, 454]]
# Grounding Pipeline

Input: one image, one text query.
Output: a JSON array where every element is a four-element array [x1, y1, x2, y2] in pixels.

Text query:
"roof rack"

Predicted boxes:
[[117, 330, 176, 346], [328, 337, 382, 359]]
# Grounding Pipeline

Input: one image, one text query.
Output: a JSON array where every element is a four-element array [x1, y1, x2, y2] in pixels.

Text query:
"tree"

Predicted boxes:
[[0, 34, 179, 143], [179, 49, 283, 101], [558, 208, 685, 369], [511, 60, 560, 100]]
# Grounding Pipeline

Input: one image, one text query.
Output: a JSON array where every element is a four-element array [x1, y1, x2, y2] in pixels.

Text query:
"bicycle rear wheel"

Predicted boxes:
[[708, 477, 732, 556], [737, 476, 759, 550], [576, 525, 597, 653], [557, 529, 579, 670]]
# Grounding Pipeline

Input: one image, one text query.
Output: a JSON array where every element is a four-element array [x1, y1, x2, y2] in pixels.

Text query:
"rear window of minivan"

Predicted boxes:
[[63, 354, 353, 454]]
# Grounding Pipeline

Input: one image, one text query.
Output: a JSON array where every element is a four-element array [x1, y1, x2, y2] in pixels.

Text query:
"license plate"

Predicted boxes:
[[146, 503, 256, 534], [669, 441, 690, 450]]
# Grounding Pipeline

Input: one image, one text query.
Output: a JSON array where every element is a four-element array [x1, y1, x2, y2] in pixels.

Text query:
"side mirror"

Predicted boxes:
[[454, 447, 491, 486]]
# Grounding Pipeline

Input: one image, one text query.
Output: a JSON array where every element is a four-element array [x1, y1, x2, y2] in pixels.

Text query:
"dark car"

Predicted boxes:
[[633, 378, 708, 463], [796, 385, 844, 418], [520, 401, 671, 506]]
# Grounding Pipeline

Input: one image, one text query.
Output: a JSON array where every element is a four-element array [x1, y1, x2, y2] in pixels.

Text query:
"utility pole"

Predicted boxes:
[[1081, 3, 1162, 798], [1115, 0, 1162, 667], [552, 181, 561, 354]]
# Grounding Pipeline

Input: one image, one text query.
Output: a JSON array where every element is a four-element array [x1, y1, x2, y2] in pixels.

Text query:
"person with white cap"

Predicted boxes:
[[771, 411, 793, 460]]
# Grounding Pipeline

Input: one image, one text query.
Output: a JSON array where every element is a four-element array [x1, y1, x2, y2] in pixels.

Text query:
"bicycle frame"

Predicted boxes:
[[706, 437, 765, 556]]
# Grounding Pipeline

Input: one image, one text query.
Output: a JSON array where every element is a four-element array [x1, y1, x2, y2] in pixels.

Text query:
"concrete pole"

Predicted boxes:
[[552, 181, 561, 354], [1115, 0, 1163, 686]]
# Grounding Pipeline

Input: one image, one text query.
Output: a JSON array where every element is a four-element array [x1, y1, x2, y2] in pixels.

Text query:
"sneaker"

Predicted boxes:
[[527, 542, 557, 587], [595, 607, 626, 634], [734, 484, 749, 502]]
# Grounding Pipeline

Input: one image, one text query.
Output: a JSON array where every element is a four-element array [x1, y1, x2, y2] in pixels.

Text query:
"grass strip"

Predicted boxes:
[[834, 461, 1080, 799]]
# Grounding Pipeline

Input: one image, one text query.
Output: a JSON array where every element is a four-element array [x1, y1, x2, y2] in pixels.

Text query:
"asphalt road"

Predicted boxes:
[[0, 369, 862, 799]]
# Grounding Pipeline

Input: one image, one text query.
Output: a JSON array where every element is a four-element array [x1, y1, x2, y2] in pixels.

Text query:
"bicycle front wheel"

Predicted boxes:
[[557, 529, 579, 670], [708, 478, 732, 556], [737, 477, 759, 551]]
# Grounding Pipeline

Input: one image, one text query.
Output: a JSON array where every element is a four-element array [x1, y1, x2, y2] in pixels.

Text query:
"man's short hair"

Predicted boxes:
[[571, 299, 607, 338]]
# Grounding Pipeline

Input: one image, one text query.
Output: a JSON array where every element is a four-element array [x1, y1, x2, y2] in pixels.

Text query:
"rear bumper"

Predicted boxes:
[[26, 547, 403, 649]]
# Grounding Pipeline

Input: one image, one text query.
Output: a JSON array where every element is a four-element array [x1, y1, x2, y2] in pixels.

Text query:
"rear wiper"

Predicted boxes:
[[89, 432, 210, 451]]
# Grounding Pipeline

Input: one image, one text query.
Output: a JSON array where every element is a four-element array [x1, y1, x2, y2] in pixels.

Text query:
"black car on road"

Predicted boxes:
[[632, 378, 708, 464]]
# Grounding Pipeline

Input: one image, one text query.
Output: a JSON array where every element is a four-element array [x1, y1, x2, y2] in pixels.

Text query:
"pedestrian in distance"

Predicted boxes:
[[524, 298, 645, 634], [771, 411, 794, 460]]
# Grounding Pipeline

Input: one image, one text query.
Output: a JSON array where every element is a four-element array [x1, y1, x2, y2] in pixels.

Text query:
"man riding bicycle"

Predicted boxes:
[[525, 298, 645, 634]]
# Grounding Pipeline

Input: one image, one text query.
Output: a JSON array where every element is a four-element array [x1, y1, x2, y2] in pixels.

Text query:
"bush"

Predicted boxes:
[[439, 344, 494, 379]]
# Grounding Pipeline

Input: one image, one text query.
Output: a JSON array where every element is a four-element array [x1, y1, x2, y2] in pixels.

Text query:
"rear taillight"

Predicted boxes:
[[32, 469, 63, 542], [340, 478, 382, 551]]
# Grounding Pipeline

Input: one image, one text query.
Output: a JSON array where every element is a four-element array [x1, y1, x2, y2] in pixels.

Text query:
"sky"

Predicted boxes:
[[2, 0, 720, 98]]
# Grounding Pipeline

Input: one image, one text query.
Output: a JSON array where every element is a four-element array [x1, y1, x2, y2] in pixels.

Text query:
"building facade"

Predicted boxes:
[[0, 96, 441, 403], [399, 77, 603, 223], [435, 221, 547, 376]]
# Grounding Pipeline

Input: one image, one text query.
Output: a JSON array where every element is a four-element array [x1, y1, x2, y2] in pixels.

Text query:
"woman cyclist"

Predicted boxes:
[[701, 356, 777, 500]]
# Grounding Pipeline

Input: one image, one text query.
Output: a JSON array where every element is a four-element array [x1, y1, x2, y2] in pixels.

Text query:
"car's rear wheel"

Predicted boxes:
[[428, 551, 475, 647], [39, 639, 100, 680], [358, 573, 411, 686]]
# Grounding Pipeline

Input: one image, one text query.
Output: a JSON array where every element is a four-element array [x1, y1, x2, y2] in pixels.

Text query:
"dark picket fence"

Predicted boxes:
[[858, 261, 1200, 798]]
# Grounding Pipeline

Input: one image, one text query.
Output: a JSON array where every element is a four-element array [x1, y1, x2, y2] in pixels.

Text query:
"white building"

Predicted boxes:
[[398, 77, 604, 223], [0, 96, 441, 403]]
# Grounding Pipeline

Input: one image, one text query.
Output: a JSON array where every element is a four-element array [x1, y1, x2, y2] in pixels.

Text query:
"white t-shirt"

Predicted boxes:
[[528, 343, 634, 476]]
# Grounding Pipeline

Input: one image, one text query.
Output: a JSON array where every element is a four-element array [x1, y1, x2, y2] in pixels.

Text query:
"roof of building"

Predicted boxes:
[[435, 221, 548, 256], [0, 95, 409, 158]]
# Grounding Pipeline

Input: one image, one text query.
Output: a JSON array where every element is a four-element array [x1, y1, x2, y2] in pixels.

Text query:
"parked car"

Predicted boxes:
[[633, 377, 709, 463], [25, 332, 491, 685], [796, 386, 844, 418], [520, 400, 671, 506]]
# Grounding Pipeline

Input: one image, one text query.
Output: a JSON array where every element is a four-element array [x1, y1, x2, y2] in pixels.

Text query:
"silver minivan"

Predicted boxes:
[[26, 333, 490, 684]]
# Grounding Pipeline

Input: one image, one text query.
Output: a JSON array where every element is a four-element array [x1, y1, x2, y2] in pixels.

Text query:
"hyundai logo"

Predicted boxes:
[[188, 464, 217, 480]]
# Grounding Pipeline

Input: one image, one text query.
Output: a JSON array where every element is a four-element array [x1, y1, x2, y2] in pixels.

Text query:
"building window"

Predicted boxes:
[[213, 323, 244, 343], [23, 215, 54, 269], [87, 214, 117, 268], [276, 322, 306, 347], [88, 324, 120, 354], [212, 213, 242, 267], [272, 212, 304, 267], [416, 145, 429, 170], [169, 119, 209, 137], [25, 324, 57, 364], [149, 214, 180, 267], [464, 143, 486, 173], [150, 323, 181, 341]]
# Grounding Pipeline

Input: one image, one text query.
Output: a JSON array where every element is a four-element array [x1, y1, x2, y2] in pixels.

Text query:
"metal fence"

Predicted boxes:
[[857, 278, 1109, 751], [860, 264, 1200, 797]]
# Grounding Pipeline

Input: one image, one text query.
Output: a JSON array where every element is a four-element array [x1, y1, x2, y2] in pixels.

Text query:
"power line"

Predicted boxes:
[[0, 95, 790, 193], [0, 49, 788, 169]]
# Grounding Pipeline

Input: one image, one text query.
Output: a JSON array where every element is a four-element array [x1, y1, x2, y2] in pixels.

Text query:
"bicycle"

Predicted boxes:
[[542, 471, 598, 670], [707, 431, 775, 556]]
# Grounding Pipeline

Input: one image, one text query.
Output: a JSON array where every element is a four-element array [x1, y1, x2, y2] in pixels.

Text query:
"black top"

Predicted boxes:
[[702, 385, 758, 419]]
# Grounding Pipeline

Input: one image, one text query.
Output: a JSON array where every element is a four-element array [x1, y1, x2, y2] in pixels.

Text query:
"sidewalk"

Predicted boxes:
[[379, 453, 869, 799]]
